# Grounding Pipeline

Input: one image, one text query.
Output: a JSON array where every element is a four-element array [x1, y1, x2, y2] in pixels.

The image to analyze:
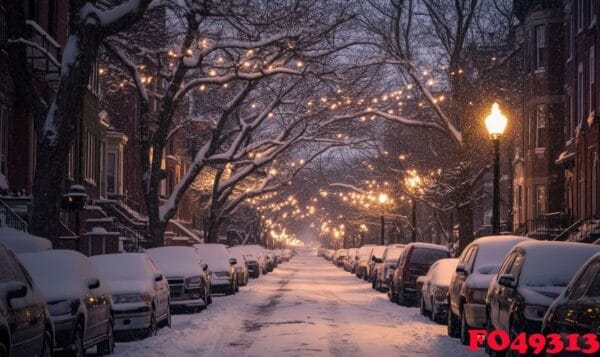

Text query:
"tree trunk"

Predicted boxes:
[[457, 203, 474, 254]]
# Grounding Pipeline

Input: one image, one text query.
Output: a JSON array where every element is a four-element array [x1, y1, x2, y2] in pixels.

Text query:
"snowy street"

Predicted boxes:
[[114, 249, 485, 357]]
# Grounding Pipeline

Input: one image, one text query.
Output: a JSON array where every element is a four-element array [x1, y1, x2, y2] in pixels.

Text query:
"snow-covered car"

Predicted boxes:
[[334, 248, 347, 267], [19, 250, 114, 355], [324, 249, 335, 261], [373, 245, 405, 291], [542, 251, 600, 339], [0, 243, 54, 357], [419, 258, 458, 324], [90, 253, 171, 338], [241, 251, 261, 279], [355, 245, 375, 279], [486, 241, 600, 345], [367, 245, 387, 282], [447, 235, 530, 344], [194, 244, 237, 295], [344, 248, 358, 272], [244, 245, 269, 274], [389, 243, 451, 306], [146, 246, 211, 312], [0, 227, 52, 253], [228, 246, 249, 287]]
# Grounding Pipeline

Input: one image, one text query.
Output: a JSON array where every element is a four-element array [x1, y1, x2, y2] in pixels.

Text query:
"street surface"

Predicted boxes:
[[114, 248, 486, 356]]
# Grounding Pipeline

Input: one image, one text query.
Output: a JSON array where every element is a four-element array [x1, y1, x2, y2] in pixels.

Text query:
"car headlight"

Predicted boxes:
[[48, 299, 79, 316], [523, 305, 548, 321], [186, 276, 203, 288], [113, 294, 151, 305]]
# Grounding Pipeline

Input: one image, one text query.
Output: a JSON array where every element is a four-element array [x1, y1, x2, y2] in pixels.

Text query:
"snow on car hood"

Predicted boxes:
[[0, 227, 52, 253], [19, 250, 110, 302], [194, 243, 231, 272], [146, 247, 204, 278]]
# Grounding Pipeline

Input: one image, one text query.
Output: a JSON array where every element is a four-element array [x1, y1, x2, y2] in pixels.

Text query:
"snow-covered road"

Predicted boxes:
[[114, 249, 486, 356]]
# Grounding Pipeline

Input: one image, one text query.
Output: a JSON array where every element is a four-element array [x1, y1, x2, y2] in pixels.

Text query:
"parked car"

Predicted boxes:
[[19, 250, 114, 356], [447, 235, 530, 344], [228, 246, 250, 287], [146, 246, 211, 312], [344, 248, 359, 272], [355, 245, 375, 279], [542, 251, 600, 340], [334, 249, 347, 267], [0, 243, 53, 357], [373, 245, 405, 291], [324, 249, 335, 261], [486, 241, 600, 347], [389, 243, 451, 306], [419, 258, 458, 324], [242, 252, 261, 279], [367, 245, 387, 282], [194, 244, 237, 295], [90, 253, 171, 338], [244, 245, 269, 275]]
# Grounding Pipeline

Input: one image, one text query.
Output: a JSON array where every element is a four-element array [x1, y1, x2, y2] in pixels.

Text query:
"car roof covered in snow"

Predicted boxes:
[[406, 242, 450, 252], [90, 253, 158, 295], [194, 243, 231, 272], [0, 227, 52, 253], [227, 246, 247, 264], [358, 245, 374, 257], [513, 241, 600, 288], [383, 247, 404, 261], [146, 246, 204, 278], [426, 258, 459, 287], [470, 235, 531, 274], [19, 249, 110, 302]]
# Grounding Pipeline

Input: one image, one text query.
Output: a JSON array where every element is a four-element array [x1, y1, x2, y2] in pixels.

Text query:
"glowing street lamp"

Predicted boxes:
[[404, 170, 423, 242], [485, 103, 508, 234]]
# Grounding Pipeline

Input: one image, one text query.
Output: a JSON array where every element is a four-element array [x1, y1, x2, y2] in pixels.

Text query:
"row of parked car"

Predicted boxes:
[[0, 228, 294, 357], [320, 236, 600, 354]]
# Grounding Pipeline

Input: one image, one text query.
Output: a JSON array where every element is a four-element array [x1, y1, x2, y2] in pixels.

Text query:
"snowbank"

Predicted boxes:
[[0, 227, 52, 253]]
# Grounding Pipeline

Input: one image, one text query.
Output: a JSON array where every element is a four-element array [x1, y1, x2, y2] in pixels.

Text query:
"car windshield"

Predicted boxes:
[[410, 248, 449, 265], [383, 248, 403, 262]]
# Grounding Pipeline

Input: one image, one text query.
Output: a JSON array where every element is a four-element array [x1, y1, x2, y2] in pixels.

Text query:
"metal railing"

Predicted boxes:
[[520, 213, 570, 240], [554, 213, 600, 242], [24, 20, 61, 82], [0, 198, 28, 232]]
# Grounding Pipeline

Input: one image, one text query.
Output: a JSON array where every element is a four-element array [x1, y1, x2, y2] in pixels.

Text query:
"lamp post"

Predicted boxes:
[[378, 193, 389, 245], [405, 171, 422, 242], [484, 103, 508, 235]]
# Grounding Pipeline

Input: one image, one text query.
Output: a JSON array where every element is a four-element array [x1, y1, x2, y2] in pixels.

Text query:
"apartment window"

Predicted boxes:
[[534, 25, 546, 69], [568, 17, 574, 60], [578, 0, 585, 31], [536, 185, 546, 217], [590, 47, 596, 115], [536, 104, 546, 148], [0, 105, 7, 176], [592, 0, 597, 26], [528, 110, 534, 148], [85, 131, 98, 184], [568, 93, 575, 138], [89, 60, 100, 95], [578, 63, 585, 125], [593, 153, 598, 214], [67, 145, 74, 180], [27, 0, 39, 23]]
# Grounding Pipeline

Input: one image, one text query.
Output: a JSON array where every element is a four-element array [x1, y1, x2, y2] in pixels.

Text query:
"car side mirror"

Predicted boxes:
[[456, 264, 468, 276], [202, 263, 209, 272], [498, 274, 516, 288], [230, 258, 237, 266], [154, 273, 163, 282], [88, 278, 100, 290], [7, 283, 28, 303]]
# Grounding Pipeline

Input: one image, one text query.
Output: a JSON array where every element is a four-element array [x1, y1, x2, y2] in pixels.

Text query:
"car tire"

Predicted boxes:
[[97, 319, 114, 356], [69, 323, 85, 357], [447, 306, 460, 338], [420, 296, 428, 316], [147, 311, 158, 337], [459, 307, 471, 345], [397, 286, 407, 306], [507, 316, 521, 357], [0, 340, 7, 357], [166, 305, 172, 328], [431, 297, 441, 323], [485, 314, 506, 357], [372, 279, 377, 290], [41, 329, 53, 357]]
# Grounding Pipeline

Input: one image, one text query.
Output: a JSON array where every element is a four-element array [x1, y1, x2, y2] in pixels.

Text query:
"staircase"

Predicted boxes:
[[0, 198, 28, 232], [90, 201, 149, 251], [554, 213, 600, 243]]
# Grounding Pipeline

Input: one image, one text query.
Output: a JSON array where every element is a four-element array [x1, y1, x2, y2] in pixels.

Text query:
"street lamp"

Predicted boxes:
[[405, 171, 422, 242], [484, 103, 508, 235], [378, 193, 389, 245]]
